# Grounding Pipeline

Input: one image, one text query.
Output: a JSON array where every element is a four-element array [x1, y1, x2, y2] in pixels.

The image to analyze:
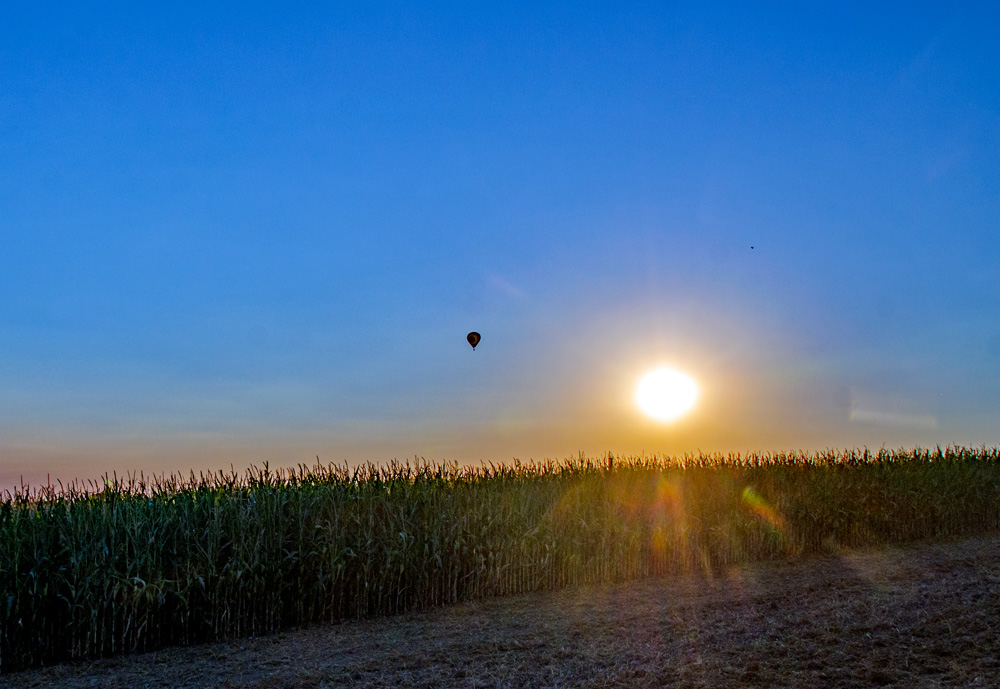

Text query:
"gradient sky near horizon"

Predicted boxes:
[[2, 2, 999, 490]]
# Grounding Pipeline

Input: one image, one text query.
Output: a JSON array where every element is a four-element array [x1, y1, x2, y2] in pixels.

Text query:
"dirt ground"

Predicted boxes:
[[4, 535, 999, 689]]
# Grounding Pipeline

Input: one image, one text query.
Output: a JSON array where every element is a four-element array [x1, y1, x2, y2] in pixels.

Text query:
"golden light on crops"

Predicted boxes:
[[2, 447, 997, 672], [634, 366, 699, 422]]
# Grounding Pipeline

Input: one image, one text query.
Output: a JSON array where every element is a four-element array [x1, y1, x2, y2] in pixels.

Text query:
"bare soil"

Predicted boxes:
[[5, 535, 1000, 688]]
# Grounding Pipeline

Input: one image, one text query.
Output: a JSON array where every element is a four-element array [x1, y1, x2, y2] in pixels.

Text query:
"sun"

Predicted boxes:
[[635, 366, 700, 422]]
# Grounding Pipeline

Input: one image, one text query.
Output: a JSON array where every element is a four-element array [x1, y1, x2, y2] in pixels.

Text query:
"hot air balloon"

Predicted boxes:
[[467, 332, 481, 350]]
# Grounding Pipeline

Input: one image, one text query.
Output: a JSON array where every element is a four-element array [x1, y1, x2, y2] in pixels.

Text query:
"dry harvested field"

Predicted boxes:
[[5, 534, 999, 689]]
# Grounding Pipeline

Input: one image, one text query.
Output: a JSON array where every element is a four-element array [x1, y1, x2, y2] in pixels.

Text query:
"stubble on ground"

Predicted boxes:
[[5, 535, 1000, 689]]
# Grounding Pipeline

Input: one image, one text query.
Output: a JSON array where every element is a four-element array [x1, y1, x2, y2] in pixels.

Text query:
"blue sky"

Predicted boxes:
[[2, 2, 999, 488]]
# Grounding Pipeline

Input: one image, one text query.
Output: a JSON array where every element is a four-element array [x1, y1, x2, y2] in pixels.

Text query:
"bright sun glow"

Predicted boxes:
[[635, 366, 700, 422]]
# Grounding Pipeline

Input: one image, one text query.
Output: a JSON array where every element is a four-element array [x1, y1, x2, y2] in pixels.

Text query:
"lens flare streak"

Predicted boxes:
[[741, 486, 788, 535]]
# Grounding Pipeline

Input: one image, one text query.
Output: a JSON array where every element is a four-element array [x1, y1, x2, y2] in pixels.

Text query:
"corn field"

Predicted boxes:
[[2, 446, 1000, 673]]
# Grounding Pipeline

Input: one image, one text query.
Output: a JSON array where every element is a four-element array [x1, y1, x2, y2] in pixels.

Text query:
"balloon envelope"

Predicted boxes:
[[467, 332, 481, 349]]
